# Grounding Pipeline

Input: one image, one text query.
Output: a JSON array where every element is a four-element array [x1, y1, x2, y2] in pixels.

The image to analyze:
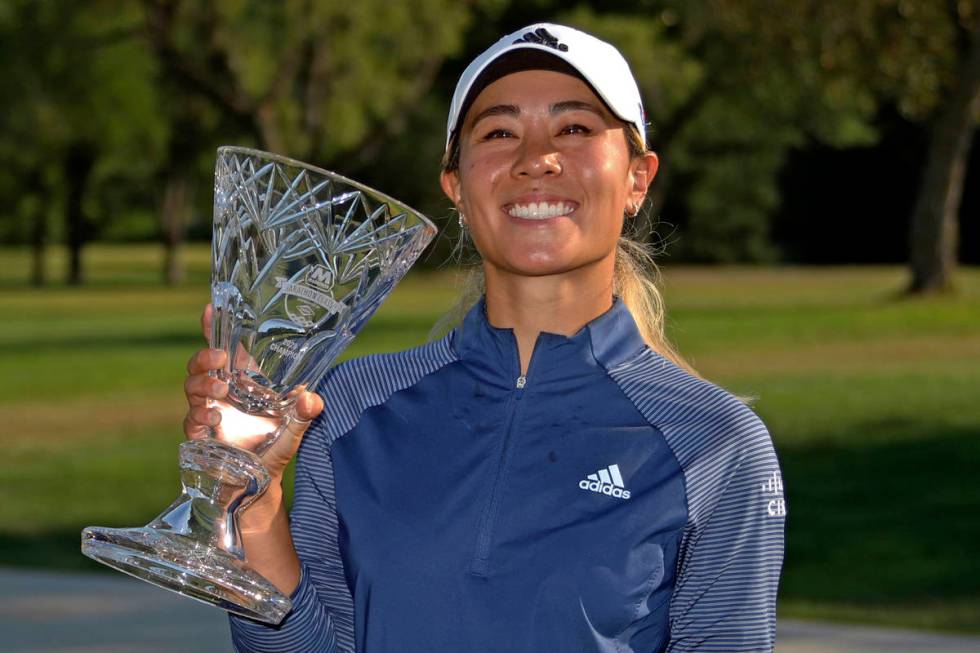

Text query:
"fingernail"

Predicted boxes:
[[208, 410, 220, 426]]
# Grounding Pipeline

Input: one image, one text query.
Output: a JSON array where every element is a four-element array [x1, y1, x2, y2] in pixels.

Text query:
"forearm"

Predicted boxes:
[[229, 469, 345, 653], [239, 481, 301, 596]]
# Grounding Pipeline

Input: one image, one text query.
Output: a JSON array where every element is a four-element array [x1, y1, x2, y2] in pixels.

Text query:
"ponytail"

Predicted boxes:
[[613, 236, 702, 379]]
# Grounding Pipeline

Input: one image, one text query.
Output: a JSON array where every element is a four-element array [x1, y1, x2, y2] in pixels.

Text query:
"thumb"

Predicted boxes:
[[270, 390, 325, 468], [294, 390, 325, 423]]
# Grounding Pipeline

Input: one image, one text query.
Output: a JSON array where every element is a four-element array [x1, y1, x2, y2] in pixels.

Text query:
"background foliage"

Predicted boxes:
[[1, 0, 978, 277]]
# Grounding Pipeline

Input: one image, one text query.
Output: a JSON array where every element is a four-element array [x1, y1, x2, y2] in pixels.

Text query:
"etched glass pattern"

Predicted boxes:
[[82, 147, 436, 624], [209, 147, 435, 453]]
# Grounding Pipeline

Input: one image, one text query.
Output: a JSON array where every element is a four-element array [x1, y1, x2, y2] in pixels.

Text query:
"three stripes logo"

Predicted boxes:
[[579, 464, 631, 500]]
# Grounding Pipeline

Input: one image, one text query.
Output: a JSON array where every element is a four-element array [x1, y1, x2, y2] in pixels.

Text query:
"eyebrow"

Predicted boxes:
[[468, 100, 605, 129], [549, 100, 604, 117], [468, 104, 520, 128]]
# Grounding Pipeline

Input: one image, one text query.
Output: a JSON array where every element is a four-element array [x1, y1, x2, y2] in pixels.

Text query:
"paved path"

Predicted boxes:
[[2, 568, 979, 652], [1, 567, 231, 653]]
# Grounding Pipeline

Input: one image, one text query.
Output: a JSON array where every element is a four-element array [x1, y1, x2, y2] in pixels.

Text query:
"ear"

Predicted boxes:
[[440, 169, 462, 209], [627, 151, 659, 210]]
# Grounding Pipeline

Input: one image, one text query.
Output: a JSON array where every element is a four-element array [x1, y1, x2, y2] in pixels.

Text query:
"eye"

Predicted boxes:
[[559, 123, 592, 136], [482, 128, 514, 140]]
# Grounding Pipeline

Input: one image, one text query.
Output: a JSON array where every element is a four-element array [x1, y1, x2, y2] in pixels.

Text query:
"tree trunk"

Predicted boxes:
[[65, 144, 95, 286], [31, 210, 46, 287], [161, 174, 191, 285], [28, 170, 46, 286], [908, 24, 980, 294]]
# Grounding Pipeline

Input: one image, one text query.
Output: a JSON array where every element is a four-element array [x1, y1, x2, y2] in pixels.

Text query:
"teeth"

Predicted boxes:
[[507, 201, 574, 220]]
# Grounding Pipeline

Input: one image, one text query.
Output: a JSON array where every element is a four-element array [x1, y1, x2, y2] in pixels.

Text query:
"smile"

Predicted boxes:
[[505, 201, 577, 220]]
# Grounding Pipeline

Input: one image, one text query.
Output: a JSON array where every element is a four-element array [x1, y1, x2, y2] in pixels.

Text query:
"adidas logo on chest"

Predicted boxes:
[[579, 464, 631, 500]]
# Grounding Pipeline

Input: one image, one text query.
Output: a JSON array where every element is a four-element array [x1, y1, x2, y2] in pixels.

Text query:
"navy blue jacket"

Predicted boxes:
[[230, 298, 786, 652]]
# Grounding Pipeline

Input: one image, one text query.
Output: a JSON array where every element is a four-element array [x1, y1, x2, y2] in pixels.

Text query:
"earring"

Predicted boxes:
[[626, 204, 639, 218], [458, 210, 466, 228]]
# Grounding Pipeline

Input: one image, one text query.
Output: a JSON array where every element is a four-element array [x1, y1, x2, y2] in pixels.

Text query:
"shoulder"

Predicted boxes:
[[608, 347, 779, 523], [318, 331, 457, 397], [308, 332, 458, 443], [609, 347, 771, 457]]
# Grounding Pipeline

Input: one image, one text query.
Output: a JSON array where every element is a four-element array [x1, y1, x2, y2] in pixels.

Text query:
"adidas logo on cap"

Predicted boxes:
[[579, 464, 631, 500]]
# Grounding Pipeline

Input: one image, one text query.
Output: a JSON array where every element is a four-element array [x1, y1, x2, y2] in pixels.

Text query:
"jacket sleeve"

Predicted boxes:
[[665, 420, 786, 652], [228, 417, 354, 653]]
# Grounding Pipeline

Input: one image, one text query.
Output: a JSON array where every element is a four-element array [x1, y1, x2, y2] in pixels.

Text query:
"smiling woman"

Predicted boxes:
[[445, 69, 650, 279], [207, 22, 787, 653], [438, 48, 696, 381]]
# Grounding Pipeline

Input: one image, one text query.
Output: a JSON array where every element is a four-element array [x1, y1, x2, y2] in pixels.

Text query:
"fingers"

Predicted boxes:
[[182, 405, 219, 440], [187, 348, 227, 375], [182, 380, 224, 438], [184, 372, 228, 407], [201, 303, 214, 343], [183, 349, 228, 441]]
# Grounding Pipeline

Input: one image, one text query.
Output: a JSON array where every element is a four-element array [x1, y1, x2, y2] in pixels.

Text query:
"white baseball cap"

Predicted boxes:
[[446, 23, 647, 150]]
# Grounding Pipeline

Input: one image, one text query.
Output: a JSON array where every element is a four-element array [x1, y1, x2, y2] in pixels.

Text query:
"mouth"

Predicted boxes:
[[504, 201, 578, 220]]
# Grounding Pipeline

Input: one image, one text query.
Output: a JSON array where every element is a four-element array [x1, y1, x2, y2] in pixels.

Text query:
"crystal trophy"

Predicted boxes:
[[81, 146, 437, 624]]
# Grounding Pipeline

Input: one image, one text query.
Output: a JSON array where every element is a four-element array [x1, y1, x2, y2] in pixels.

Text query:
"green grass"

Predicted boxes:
[[1, 245, 979, 633]]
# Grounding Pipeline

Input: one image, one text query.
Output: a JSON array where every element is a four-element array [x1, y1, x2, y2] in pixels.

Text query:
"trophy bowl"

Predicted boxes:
[[82, 146, 437, 624]]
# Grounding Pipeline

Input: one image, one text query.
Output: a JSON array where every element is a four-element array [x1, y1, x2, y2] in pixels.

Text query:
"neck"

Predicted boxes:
[[483, 258, 615, 375]]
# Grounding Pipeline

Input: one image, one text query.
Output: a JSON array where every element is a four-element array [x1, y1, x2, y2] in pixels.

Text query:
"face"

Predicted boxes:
[[441, 69, 658, 281]]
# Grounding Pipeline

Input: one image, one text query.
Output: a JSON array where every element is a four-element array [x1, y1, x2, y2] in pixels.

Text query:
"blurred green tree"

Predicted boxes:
[[0, 1, 166, 285], [0, 0, 498, 284], [676, 0, 980, 284], [531, 3, 882, 262], [790, 0, 980, 294], [545, 1, 978, 274], [4, 0, 975, 281], [136, 0, 501, 281]]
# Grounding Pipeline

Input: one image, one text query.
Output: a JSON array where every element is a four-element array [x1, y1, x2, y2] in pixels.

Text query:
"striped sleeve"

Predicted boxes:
[[229, 562, 338, 652], [229, 335, 458, 652], [665, 416, 784, 652], [228, 408, 350, 652], [610, 349, 786, 653]]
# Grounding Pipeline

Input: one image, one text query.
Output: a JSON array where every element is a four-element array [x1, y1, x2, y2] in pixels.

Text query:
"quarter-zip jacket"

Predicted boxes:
[[230, 298, 785, 653]]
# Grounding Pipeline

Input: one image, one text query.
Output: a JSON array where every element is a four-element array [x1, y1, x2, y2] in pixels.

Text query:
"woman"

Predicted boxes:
[[184, 23, 786, 653]]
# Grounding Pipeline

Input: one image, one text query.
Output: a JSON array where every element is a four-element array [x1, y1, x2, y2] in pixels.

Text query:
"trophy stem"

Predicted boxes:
[[155, 439, 269, 555], [81, 439, 291, 624]]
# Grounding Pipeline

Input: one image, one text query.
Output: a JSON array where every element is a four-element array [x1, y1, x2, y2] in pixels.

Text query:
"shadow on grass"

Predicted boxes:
[[780, 421, 980, 609]]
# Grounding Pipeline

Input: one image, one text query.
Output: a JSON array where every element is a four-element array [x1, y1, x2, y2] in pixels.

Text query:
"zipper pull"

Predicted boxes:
[[516, 375, 527, 390]]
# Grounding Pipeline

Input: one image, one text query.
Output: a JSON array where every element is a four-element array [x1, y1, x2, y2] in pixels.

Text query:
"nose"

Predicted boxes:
[[511, 132, 561, 179]]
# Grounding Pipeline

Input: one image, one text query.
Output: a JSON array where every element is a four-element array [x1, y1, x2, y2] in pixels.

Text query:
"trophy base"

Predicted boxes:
[[82, 525, 290, 624]]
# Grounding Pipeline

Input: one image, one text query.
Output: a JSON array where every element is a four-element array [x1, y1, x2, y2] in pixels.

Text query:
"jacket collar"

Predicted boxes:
[[453, 295, 647, 377]]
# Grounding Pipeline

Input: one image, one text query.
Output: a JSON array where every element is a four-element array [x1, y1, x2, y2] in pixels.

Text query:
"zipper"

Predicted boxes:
[[470, 335, 535, 577]]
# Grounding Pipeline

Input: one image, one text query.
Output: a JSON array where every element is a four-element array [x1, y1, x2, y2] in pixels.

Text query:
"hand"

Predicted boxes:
[[182, 304, 324, 482]]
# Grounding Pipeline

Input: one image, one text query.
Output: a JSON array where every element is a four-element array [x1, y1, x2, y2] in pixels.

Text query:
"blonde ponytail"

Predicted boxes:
[[613, 236, 702, 379]]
